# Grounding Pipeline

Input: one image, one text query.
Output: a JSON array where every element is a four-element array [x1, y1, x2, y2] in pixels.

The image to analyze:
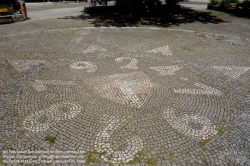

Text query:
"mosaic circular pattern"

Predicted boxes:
[[23, 109, 58, 132], [1, 27, 249, 165], [49, 101, 82, 121]]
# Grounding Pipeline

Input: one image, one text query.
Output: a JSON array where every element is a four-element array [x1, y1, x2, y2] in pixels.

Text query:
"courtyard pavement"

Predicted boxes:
[[0, 5, 250, 166]]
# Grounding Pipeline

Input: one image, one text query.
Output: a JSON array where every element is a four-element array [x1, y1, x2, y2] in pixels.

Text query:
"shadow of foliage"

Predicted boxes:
[[58, 5, 225, 27], [208, 6, 250, 18]]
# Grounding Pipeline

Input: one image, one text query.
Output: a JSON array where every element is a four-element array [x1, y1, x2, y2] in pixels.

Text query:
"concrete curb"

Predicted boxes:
[[189, 0, 209, 3], [26, 2, 53, 6]]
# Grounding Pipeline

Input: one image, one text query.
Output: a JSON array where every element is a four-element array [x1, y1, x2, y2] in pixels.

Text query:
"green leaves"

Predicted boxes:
[[0, 4, 14, 15]]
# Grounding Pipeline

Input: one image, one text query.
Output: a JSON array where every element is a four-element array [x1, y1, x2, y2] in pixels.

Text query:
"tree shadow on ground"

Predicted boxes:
[[58, 5, 225, 27], [208, 7, 250, 18]]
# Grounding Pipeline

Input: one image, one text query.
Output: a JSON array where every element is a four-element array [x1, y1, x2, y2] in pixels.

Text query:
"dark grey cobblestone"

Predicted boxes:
[[0, 26, 249, 165]]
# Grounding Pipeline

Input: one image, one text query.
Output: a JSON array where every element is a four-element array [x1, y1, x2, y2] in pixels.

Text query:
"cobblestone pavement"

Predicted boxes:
[[0, 10, 250, 166]]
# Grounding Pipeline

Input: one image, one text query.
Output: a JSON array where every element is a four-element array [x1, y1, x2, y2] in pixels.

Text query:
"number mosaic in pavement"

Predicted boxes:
[[0, 27, 249, 165]]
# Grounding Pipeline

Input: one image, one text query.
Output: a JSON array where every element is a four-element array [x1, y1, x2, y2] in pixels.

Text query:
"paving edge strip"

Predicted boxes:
[[2, 27, 249, 43], [1, 27, 195, 38]]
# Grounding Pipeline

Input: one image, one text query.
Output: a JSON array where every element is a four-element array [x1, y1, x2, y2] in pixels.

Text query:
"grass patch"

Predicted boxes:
[[85, 150, 109, 165], [0, 158, 7, 166], [169, 151, 187, 158], [221, 118, 227, 123], [19, 89, 23, 95], [86, 149, 154, 165], [86, 151, 100, 165], [211, 12, 228, 17], [215, 127, 224, 135], [100, 151, 107, 156], [198, 136, 214, 146], [127, 151, 148, 164], [222, 87, 228, 90], [240, 143, 245, 147], [145, 158, 157, 166], [45, 136, 56, 143], [4, 147, 13, 151], [169, 152, 175, 157]]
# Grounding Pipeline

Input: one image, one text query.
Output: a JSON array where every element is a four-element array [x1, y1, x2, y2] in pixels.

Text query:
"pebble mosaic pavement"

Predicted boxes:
[[0, 27, 250, 165]]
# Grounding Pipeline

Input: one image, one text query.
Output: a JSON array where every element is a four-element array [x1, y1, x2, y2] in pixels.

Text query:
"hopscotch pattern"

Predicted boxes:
[[163, 107, 218, 139], [94, 116, 143, 163], [211, 66, 250, 79], [23, 101, 82, 132], [31, 80, 76, 92], [67, 36, 87, 53], [149, 65, 183, 76], [146, 45, 173, 56], [115, 57, 139, 69], [9, 60, 46, 72], [70, 61, 97, 72], [82, 45, 107, 54], [174, 82, 222, 96]]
